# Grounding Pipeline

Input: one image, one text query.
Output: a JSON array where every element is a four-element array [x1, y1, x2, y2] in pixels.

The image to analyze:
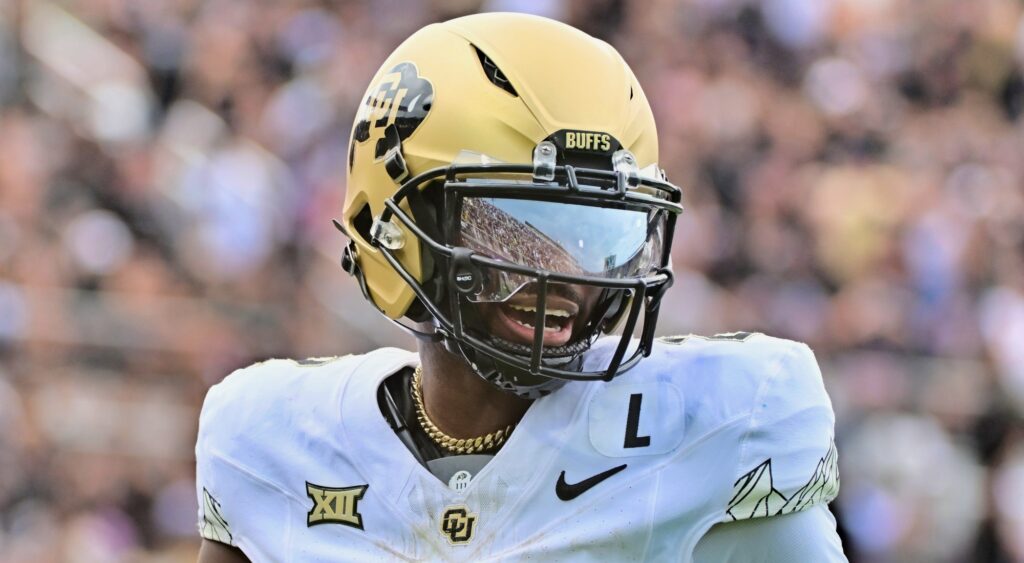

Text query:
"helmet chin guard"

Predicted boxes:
[[443, 332, 572, 400]]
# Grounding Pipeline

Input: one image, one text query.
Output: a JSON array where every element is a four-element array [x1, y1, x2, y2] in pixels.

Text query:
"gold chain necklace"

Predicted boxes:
[[411, 366, 515, 455]]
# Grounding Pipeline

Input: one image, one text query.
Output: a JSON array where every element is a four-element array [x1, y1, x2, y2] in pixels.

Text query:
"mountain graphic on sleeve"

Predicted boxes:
[[725, 440, 839, 521], [200, 488, 234, 544]]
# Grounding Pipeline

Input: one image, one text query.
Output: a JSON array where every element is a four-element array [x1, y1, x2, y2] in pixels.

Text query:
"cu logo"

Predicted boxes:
[[352, 62, 433, 147], [439, 505, 477, 545]]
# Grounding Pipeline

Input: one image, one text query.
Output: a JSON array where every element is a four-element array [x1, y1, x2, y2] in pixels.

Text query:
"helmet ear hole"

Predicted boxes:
[[351, 203, 374, 244]]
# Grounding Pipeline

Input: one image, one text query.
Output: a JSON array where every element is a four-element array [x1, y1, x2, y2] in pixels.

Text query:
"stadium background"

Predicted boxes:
[[1, 0, 1022, 560]]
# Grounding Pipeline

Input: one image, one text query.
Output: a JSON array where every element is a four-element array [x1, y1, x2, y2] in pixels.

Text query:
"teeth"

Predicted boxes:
[[513, 319, 560, 333], [508, 304, 572, 318]]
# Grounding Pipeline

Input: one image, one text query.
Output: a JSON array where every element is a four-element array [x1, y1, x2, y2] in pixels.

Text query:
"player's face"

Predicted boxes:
[[476, 282, 602, 347], [456, 196, 664, 347]]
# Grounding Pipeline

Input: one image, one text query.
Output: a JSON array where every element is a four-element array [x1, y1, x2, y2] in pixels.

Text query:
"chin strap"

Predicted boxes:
[[486, 335, 592, 358], [446, 336, 571, 401]]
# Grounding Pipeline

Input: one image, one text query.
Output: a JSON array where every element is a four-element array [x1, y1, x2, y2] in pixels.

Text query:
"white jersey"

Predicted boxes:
[[196, 333, 839, 562]]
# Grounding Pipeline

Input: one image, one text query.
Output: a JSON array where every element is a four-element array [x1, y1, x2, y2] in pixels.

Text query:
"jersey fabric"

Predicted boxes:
[[693, 504, 845, 561], [195, 333, 841, 561]]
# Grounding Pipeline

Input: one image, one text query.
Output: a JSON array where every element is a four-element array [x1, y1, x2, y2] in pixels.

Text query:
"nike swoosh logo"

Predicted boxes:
[[555, 464, 627, 501]]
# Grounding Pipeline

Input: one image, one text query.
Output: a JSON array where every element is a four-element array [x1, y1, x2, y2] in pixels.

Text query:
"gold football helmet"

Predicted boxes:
[[339, 13, 682, 398]]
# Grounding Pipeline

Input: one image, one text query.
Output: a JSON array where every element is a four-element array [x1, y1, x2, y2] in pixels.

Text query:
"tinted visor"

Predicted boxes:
[[458, 197, 666, 302]]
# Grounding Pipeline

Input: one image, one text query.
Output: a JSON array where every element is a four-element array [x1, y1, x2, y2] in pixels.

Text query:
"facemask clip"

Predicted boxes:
[[612, 149, 640, 185], [533, 141, 557, 182], [449, 247, 483, 295], [370, 216, 405, 250]]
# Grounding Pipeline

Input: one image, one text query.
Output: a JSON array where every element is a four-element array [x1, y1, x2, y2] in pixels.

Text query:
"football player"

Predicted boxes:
[[196, 13, 846, 562]]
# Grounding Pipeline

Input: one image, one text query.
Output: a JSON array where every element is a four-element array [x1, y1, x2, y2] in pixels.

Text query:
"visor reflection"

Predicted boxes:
[[459, 197, 664, 302]]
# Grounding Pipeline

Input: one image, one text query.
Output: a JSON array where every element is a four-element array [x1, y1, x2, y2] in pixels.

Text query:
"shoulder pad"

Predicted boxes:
[[722, 341, 839, 522], [197, 355, 357, 473]]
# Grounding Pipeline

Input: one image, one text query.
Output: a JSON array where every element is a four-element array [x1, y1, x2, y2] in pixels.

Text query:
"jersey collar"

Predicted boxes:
[[337, 347, 592, 546]]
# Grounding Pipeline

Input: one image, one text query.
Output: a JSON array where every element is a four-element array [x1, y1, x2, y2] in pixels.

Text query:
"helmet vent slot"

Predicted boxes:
[[473, 46, 518, 97]]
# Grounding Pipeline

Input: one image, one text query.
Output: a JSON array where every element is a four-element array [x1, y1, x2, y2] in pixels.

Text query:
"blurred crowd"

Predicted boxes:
[[1, 0, 1023, 561]]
